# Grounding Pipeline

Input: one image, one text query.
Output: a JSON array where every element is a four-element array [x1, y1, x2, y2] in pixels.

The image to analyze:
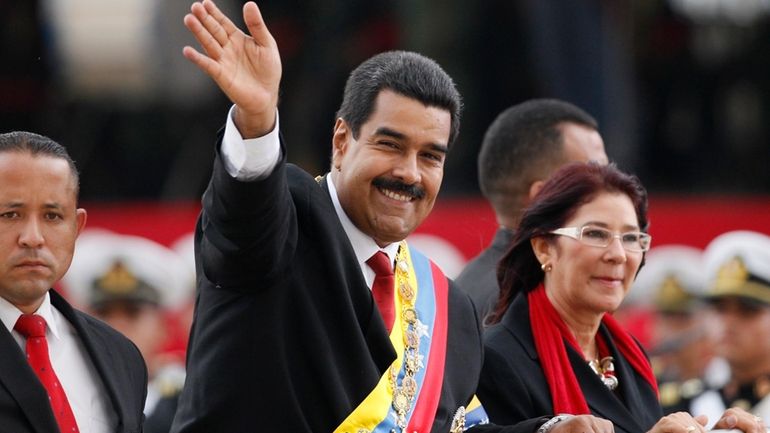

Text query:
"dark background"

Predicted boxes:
[[3, 0, 769, 202]]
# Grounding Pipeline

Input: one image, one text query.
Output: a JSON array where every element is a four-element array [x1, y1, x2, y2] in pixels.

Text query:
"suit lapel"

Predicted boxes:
[[0, 300, 61, 432], [317, 174, 396, 375], [50, 290, 129, 431]]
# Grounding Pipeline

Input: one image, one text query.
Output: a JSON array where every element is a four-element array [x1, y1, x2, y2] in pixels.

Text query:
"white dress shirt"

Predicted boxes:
[[220, 106, 398, 282], [0, 293, 116, 433]]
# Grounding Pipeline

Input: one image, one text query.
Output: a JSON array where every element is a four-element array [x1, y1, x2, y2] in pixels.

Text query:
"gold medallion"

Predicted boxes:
[[405, 330, 420, 349], [393, 390, 410, 412], [402, 376, 418, 398], [403, 308, 418, 324], [450, 406, 466, 433], [399, 282, 414, 301]]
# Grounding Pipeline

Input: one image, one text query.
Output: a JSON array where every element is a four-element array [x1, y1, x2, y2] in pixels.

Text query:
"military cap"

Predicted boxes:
[[630, 245, 706, 314], [62, 229, 191, 310], [703, 230, 770, 305]]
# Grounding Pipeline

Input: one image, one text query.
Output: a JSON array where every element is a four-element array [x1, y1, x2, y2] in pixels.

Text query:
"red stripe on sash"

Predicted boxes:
[[406, 261, 449, 432]]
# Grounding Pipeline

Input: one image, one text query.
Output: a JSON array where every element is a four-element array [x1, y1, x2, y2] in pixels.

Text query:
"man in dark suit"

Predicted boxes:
[[170, 2, 554, 433], [455, 99, 608, 323], [0, 131, 147, 433]]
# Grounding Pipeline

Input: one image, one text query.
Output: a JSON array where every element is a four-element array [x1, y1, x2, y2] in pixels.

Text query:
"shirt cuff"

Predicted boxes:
[[221, 105, 281, 180]]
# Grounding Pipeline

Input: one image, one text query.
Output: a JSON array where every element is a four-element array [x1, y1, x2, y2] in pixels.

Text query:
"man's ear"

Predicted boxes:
[[531, 236, 552, 267], [75, 208, 87, 236], [528, 179, 545, 201], [331, 118, 350, 171]]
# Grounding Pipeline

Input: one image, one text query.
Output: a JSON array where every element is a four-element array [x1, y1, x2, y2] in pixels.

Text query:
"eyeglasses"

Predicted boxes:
[[550, 225, 651, 252]]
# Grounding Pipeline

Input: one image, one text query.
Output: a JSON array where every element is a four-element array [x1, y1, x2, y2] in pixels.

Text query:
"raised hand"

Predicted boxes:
[[183, 0, 281, 138]]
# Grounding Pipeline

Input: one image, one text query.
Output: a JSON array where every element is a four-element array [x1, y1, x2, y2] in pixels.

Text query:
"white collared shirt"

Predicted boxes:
[[0, 293, 116, 432], [221, 106, 397, 283]]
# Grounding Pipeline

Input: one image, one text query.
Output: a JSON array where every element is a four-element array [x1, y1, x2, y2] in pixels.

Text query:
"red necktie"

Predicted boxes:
[[367, 251, 395, 333], [15, 314, 79, 433]]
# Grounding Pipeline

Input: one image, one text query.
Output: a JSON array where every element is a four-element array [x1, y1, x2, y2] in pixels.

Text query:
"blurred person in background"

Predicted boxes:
[[477, 162, 763, 433], [691, 231, 770, 426], [631, 245, 728, 414], [64, 229, 191, 433], [455, 99, 608, 323], [0, 131, 146, 432]]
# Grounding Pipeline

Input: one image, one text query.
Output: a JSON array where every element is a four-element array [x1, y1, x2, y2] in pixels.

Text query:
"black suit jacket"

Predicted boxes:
[[0, 289, 147, 433], [172, 141, 488, 433], [478, 294, 662, 433], [455, 228, 514, 322]]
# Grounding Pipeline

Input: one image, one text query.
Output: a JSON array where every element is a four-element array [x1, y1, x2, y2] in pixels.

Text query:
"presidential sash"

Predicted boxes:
[[335, 241, 448, 433]]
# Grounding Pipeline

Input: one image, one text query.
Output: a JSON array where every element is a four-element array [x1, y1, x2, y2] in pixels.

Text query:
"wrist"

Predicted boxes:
[[536, 414, 574, 433], [233, 105, 277, 139]]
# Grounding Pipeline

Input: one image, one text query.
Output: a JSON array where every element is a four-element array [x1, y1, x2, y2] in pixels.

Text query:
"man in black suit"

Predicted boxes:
[[170, 1, 555, 432], [0, 131, 147, 433], [455, 99, 608, 323]]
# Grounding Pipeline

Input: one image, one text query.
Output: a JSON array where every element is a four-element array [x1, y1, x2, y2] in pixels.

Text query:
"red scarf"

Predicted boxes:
[[528, 284, 659, 414]]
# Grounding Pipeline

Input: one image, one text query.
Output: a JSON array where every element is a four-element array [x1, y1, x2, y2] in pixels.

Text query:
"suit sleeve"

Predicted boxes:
[[477, 343, 544, 425], [197, 130, 297, 289]]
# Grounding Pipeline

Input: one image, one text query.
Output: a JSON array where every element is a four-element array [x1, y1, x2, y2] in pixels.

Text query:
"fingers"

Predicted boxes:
[[649, 412, 705, 433], [712, 407, 765, 433], [181, 45, 220, 78], [242, 2, 275, 48], [183, 7, 224, 60], [201, 0, 240, 46]]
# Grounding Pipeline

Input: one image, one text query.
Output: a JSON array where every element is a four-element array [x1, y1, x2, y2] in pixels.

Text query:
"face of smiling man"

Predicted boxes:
[[331, 89, 451, 247]]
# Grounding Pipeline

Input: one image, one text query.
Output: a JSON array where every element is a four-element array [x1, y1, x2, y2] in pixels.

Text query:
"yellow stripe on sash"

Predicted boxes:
[[335, 242, 418, 433]]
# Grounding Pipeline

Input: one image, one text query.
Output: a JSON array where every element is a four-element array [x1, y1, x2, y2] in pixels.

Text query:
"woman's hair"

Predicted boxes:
[[488, 162, 649, 324]]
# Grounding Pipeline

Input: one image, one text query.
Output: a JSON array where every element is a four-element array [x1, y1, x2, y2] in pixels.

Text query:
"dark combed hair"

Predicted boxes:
[[488, 162, 648, 324], [0, 131, 80, 193], [478, 99, 598, 219], [335, 50, 462, 147]]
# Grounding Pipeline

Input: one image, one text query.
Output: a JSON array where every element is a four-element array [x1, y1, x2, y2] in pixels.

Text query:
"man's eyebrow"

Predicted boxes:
[[372, 126, 448, 155], [429, 143, 449, 154], [373, 127, 406, 140]]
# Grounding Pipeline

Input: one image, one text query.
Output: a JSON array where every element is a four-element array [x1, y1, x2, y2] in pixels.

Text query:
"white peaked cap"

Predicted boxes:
[[62, 229, 192, 310], [628, 245, 705, 311]]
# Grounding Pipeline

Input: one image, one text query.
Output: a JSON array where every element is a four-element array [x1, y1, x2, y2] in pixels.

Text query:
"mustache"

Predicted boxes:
[[372, 177, 426, 199]]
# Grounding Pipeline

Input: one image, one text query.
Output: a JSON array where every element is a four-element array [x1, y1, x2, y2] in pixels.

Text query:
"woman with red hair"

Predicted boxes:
[[477, 162, 763, 433]]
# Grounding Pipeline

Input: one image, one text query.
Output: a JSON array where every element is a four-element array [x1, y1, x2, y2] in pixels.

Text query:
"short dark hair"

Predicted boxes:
[[0, 131, 80, 194], [478, 99, 598, 220], [335, 50, 462, 147], [489, 162, 648, 324]]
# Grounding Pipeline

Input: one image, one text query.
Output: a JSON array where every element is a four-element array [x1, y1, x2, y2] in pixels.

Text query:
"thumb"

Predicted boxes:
[[694, 414, 708, 427], [243, 2, 274, 47]]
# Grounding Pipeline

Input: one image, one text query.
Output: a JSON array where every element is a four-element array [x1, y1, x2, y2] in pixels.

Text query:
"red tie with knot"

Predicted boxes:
[[15, 314, 79, 433], [367, 251, 395, 333]]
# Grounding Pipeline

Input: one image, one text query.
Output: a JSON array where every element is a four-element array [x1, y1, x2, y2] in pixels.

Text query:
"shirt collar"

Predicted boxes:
[[0, 291, 62, 341], [327, 173, 399, 268]]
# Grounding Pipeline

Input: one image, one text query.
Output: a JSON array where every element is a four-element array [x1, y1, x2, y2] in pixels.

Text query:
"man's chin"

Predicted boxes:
[[371, 223, 414, 246]]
